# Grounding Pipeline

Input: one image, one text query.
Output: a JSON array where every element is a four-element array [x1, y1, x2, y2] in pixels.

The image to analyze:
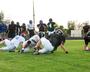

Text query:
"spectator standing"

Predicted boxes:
[[27, 20, 34, 38], [16, 22, 21, 35], [37, 20, 47, 38], [8, 21, 16, 39], [0, 22, 7, 40], [47, 18, 57, 34], [21, 23, 27, 39]]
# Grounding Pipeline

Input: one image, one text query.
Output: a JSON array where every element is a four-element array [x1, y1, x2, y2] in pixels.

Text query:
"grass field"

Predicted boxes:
[[0, 40, 90, 72]]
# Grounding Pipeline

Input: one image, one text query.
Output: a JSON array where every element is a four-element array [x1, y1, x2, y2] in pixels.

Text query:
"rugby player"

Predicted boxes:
[[49, 28, 68, 53], [20, 35, 40, 53], [0, 34, 25, 52], [83, 29, 90, 51], [33, 28, 68, 54]]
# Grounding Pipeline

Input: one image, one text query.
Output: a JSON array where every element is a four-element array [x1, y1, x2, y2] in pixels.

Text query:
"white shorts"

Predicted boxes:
[[38, 37, 54, 54], [23, 47, 30, 53]]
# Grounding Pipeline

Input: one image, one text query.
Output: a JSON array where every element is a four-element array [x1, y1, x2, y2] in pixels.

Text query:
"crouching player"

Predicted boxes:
[[33, 37, 54, 55], [21, 35, 40, 53], [47, 28, 68, 54], [0, 34, 25, 52]]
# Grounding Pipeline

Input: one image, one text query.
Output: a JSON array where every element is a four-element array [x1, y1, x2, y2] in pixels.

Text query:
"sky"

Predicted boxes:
[[0, 0, 90, 28]]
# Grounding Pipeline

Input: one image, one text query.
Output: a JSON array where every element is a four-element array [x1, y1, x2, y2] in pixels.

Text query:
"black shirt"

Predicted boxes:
[[83, 25, 90, 34]]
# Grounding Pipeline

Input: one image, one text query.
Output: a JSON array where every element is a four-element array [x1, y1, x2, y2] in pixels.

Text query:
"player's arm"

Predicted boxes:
[[22, 40, 31, 48]]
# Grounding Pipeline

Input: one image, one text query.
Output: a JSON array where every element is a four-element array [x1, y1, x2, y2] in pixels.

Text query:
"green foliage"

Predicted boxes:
[[58, 25, 68, 37], [67, 21, 75, 35], [68, 21, 75, 30], [0, 11, 4, 23], [0, 40, 90, 72], [59, 25, 64, 30]]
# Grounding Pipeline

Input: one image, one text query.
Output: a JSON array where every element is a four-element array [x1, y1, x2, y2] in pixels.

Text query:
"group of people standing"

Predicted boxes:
[[8, 18, 57, 39], [6, 18, 57, 39]]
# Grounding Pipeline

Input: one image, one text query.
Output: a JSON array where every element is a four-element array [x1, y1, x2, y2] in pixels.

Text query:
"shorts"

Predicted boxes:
[[84, 39, 90, 45], [84, 36, 90, 45]]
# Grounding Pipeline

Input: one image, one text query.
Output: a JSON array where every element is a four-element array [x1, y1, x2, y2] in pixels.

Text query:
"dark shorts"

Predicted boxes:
[[84, 36, 90, 45]]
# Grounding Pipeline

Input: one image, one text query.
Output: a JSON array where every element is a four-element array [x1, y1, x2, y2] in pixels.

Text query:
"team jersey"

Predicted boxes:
[[23, 35, 40, 48], [86, 31, 90, 37], [29, 35, 40, 44], [11, 35, 25, 48]]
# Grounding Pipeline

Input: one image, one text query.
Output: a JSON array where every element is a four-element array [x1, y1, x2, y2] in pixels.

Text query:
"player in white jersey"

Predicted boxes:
[[0, 35, 25, 52], [21, 35, 40, 53], [33, 37, 54, 54]]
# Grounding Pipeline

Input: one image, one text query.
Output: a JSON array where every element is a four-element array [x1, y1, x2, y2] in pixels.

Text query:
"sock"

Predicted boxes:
[[22, 48, 25, 51]]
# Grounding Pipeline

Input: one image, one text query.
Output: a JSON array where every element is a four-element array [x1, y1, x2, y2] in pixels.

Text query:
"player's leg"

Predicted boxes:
[[20, 40, 31, 53], [60, 42, 68, 54], [60, 36, 68, 53], [0, 47, 10, 51], [33, 47, 48, 55], [0, 40, 5, 45], [33, 40, 43, 54], [0, 39, 11, 50], [34, 37, 54, 55], [34, 40, 41, 50], [38, 48, 48, 53], [84, 39, 89, 50]]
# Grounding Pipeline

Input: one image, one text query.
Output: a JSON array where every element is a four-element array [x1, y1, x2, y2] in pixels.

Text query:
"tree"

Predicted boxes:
[[68, 21, 75, 30], [57, 25, 68, 37], [59, 25, 64, 30], [67, 21, 75, 35], [0, 11, 4, 23]]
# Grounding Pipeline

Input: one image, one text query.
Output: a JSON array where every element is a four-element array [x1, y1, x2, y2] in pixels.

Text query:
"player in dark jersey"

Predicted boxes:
[[46, 28, 68, 54]]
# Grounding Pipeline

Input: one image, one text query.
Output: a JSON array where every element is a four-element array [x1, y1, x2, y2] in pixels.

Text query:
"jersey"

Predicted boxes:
[[48, 29, 65, 51], [29, 35, 40, 47], [11, 35, 25, 48], [87, 31, 90, 37], [47, 22, 56, 32]]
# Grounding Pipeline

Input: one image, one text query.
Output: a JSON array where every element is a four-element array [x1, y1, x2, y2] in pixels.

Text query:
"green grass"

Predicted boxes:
[[0, 40, 90, 72]]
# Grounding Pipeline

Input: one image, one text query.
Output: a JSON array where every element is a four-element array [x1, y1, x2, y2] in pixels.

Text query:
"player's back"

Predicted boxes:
[[29, 35, 40, 43], [11, 35, 25, 48], [48, 29, 65, 51]]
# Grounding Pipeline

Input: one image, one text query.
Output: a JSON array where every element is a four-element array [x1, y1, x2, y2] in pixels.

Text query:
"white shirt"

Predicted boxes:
[[29, 35, 40, 42], [23, 35, 40, 48], [11, 35, 25, 48], [29, 35, 40, 46], [27, 23, 34, 30]]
